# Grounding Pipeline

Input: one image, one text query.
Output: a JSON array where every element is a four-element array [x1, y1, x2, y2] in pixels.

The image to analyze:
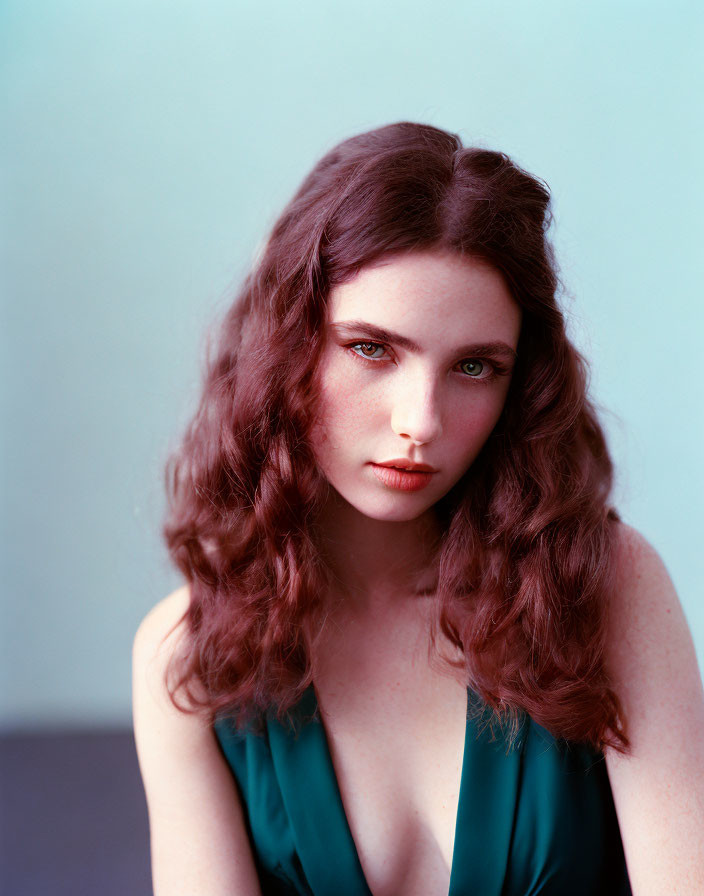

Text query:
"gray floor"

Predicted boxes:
[[1, 729, 151, 896]]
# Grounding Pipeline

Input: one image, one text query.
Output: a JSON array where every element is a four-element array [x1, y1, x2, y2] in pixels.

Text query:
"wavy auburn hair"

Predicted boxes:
[[163, 121, 629, 752]]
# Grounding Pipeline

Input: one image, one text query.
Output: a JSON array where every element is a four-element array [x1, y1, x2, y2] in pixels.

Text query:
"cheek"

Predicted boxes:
[[318, 364, 384, 437], [450, 391, 509, 455], [310, 363, 375, 453]]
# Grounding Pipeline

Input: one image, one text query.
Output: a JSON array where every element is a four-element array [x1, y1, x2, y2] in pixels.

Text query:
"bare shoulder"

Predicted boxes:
[[603, 521, 704, 894], [133, 585, 190, 668], [610, 520, 671, 602], [132, 585, 262, 895], [605, 521, 696, 688], [132, 584, 200, 728]]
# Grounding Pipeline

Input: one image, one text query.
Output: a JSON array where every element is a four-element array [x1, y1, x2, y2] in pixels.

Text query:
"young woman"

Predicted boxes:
[[132, 122, 704, 895]]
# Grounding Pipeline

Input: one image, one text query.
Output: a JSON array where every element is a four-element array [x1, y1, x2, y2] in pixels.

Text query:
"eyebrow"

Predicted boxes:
[[329, 320, 518, 361]]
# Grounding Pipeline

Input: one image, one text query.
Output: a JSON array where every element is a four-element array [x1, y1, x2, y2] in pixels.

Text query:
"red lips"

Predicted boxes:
[[370, 462, 436, 491], [375, 458, 437, 472]]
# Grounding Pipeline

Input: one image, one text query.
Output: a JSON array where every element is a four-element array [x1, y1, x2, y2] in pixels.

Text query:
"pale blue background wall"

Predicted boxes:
[[2, 1, 702, 728]]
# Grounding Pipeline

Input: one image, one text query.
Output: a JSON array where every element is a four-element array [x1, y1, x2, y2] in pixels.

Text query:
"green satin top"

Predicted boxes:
[[214, 685, 631, 895]]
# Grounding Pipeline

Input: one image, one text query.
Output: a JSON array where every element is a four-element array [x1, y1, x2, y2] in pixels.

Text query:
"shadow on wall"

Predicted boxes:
[[1, 730, 151, 896]]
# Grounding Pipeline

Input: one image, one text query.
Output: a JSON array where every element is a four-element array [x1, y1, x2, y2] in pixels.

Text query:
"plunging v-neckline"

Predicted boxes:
[[265, 683, 527, 896], [310, 683, 471, 896]]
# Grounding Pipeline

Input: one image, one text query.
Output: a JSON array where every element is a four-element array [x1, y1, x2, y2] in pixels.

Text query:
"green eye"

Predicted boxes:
[[460, 359, 484, 377]]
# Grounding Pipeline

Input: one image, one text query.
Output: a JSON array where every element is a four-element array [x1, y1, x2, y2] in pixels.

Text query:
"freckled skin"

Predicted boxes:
[[310, 250, 522, 523], [301, 252, 523, 894]]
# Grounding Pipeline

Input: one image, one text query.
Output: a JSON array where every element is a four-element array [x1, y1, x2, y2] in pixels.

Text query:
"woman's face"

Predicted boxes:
[[310, 249, 522, 522]]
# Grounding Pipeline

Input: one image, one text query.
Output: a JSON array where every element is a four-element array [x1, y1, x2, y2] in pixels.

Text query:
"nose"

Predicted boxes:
[[390, 373, 443, 445]]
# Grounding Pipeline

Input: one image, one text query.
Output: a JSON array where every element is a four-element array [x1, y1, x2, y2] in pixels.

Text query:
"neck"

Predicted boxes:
[[313, 487, 442, 614]]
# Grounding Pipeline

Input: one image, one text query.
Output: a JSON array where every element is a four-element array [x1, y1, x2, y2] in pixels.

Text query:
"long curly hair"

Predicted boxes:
[[163, 121, 629, 753]]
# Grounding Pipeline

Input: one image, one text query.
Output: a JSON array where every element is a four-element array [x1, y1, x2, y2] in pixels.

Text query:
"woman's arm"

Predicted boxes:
[[132, 587, 263, 896], [604, 523, 704, 895]]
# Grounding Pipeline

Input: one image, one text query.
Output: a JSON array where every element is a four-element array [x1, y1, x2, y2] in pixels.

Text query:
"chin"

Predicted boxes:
[[345, 494, 435, 523]]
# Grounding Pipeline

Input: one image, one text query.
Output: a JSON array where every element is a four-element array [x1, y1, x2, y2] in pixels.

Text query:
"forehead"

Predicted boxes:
[[326, 250, 521, 343]]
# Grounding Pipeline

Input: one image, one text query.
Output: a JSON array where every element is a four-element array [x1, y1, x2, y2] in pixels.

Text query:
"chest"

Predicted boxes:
[[310, 601, 469, 896], [216, 646, 631, 895]]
